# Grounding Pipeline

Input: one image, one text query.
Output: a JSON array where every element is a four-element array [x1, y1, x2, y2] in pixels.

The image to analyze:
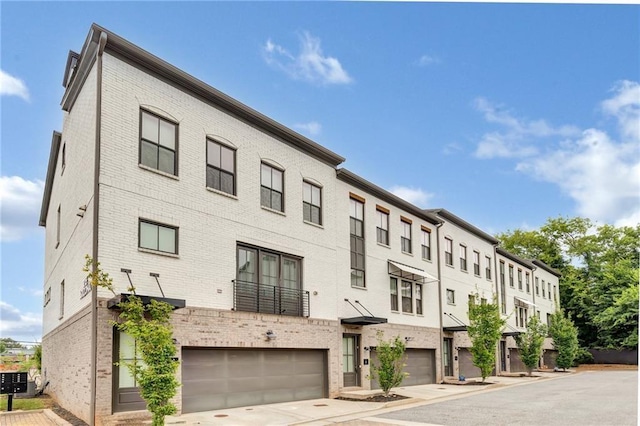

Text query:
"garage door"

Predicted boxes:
[[370, 349, 435, 389], [182, 348, 327, 413], [543, 350, 558, 369], [509, 348, 527, 372], [458, 348, 495, 379]]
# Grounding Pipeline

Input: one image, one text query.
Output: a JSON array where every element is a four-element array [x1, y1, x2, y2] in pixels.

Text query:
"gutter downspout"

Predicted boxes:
[[435, 222, 444, 382], [492, 243, 500, 375], [90, 31, 108, 426]]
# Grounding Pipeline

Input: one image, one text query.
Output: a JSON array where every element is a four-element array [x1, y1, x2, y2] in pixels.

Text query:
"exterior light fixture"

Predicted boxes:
[[265, 330, 277, 340]]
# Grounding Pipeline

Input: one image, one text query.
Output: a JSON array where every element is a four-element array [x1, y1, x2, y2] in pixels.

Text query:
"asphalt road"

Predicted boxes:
[[377, 370, 638, 426]]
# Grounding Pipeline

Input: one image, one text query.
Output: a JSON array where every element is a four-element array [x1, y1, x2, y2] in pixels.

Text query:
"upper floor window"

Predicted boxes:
[[553, 285, 557, 302], [401, 280, 413, 313], [421, 227, 431, 261], [400, 218, 412, 254], [56, 204, 61, 249], [350, 196, 365, 288], [140, 110, 177, 176], [499, 261, 507, 314], [261, 163, 284, 212], [485, 256, 492, 279], [445, 237, 453, 266], [61, 143, 66, 173], [459, 245, 467, 271], [525, 272, 531, 293], [542, 279, 546, 298], [509, 265, 514, 287], [207, 139, 236, 195], [59, 280, 65, 319], [549, 283, 553, 301], [518, 269, 523, 290], [446, 289, 455, 305], [473, 251, 481, 275], [376, 207, 389, 245], [390, 277, 399, 311], [303, 181, 322, 225], [416, 284, 423, 315], [535, 277, 540, 296], [139, 219, 178, 254]]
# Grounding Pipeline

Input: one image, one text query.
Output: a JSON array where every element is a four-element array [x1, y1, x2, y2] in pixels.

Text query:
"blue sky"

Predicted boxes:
[[1, 2, 638, 344]]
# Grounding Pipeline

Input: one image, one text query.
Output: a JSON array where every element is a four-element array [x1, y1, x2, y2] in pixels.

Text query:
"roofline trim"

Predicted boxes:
[[39, 131, 62, 227], [427, 208, 499, 244], [496, 247, 536, 269], [532, 259, 562, 277]]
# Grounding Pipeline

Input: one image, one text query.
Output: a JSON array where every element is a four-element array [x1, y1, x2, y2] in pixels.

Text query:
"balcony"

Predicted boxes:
[[233, 280, 310, 318]]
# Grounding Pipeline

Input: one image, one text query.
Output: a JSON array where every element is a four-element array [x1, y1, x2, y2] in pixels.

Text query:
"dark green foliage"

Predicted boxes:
[[369, 332, 407, 396], [33, 345, 42, 371], [515, 315, 547, 376], [467, 294, 505, 382], [85, 255, 179, 426], [573, 347, 594, 365], [548, 310, 579, 370]]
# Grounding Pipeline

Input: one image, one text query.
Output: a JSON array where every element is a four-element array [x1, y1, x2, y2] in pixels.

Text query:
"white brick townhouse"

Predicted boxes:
[[39, 24, 560, 425]]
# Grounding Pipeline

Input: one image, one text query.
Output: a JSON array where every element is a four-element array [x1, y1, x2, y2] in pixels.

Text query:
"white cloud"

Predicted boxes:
[[0, 69, 30, 101], [418, 54, 441, 67], [263, 32, 353, 85], [443, 142, 463, 155], [473, 97, 580, 159], [475, 81, 640, 226], [18, 286, 44, 298], [0, 176, 44, 242], [0, 302, 42, 343], [294, 121, 322, 136], [389, 185, 434, 208]]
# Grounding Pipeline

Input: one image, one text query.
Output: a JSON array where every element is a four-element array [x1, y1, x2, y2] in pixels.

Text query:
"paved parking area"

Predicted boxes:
[[0, 409, 71, 426]]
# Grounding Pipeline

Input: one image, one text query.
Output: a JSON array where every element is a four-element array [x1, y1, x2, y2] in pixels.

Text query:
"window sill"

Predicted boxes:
[[390, 309, 400, 314], [401, 312, 414, 316], [261, 206, 286, 216], [377, 242, 391, 249], [422, 257, 432, 262], [206, 186, 238, 200], [138, 164, 179, 180], [350, 285, 367, 291], [447, 302, 456, 306], [303, 220, 324, 229], [401, 251, 413, 257], [445, 264, 454, 269], [461, 269, 468, 274], [138, 247, 180, 258]]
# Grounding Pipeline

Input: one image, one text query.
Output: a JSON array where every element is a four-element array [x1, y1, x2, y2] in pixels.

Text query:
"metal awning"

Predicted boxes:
[[341, 316, 388, 326], [514, 296, 537, 308], [443, 325, 467, 332], [388, 260, 439, 283]]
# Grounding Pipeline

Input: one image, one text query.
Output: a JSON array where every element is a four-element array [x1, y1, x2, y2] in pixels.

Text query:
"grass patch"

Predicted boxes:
[[0, 395, 52, 411]]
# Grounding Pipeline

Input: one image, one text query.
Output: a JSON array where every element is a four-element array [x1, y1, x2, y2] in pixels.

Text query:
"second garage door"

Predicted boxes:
[[370, 348, 436, 389], [509, 348, 527, 372], [182, 348, 327, 413], [458, 348, 495, 379]]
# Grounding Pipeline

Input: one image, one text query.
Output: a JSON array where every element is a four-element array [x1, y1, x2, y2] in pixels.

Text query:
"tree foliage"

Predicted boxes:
[[467, 294, 505, 382], [497, 217, 639, 349], [548, 310, 579, 370], [85, 255, 179, 426], [515, 315, 547, 376], [0, 338, 25, 349], [369, 332, 408, 396]]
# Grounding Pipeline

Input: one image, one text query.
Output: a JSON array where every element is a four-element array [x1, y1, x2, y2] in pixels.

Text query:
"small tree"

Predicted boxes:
[[515, 315, 547, 376], [369, 332, 407, 396], [467, 293, 506, 382], [85, 255, 179, 426], [549, 310, 579, 370]]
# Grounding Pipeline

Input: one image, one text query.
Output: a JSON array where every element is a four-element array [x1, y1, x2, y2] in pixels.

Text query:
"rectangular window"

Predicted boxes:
[[303, 181, 322, 225], [553, 285, 557, 302], [376, 208, 389, 245], [401, 280, 412, 313], [139, 220, 178, 254], [535, 277, 540, 296], [400, 218, 412, 253], [445, 238, 453, 266], [549, 283, 553, 301], [117, 331, 146, 389], [59, 280, 65, 319], [485, 256, 492, 280], [500, 261, 506, 314], [525, 272, 530, 293], [509, 265, 514, 287], [61, 143, 66, 172], [350, 197, 365, 288], [206, 139, 236, 195], [421, 228, 431, 260], [56, 205, 61, 248], [390, 277, 398, 311], [416, 284, 423, 315], [446, 289, 455, 305], [140, 110, 177, 175], [547, 313, 551, 328], [518, 269, 523, 290], [459, 245, 467, 271], [43, 288, 51, 307], [542, 280, 546, 298], [261, 163, 284, 212], [473, 251, 481, 275]]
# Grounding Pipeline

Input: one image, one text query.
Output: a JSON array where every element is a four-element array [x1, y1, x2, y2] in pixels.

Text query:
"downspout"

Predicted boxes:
[[435, 222, 444, 383], [90, 31, 108, 426], [492, 243, 500, 375]]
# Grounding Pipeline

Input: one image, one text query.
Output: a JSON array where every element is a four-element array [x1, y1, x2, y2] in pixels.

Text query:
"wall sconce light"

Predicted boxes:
[[265, 330, 277, 340], [404, 336, 414, 342], [172, 338, 179, 345], [363, 346, 370, 352]]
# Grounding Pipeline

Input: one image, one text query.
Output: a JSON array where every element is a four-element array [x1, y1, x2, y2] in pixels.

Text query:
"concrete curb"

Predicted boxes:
[[43, 409, 73, 426]]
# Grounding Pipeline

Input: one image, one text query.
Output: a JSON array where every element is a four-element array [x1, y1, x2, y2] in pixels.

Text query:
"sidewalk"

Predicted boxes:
[[0, 409, 72, 426], [166, 371, 567, 426]]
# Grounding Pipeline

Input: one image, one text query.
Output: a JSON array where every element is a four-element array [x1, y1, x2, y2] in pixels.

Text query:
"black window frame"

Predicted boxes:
[[138, 219, 178, 255], [473, 251, 481, 276], [350, 197, 365, 288], [485, 256, 492, 280], [445, 237, 453, 266], [206, 138, 236, 195], [401, 280, 413, 313], [400, 219, 412, 254], [139, 109, 178, 176], [500, 261, 507, 314], [421, 228, 431, 261], [390, 277, 399, 311], [303, 180, 322, 225], [416, 283, 423, 315], [509, 265, 515, 288], [459, 244, 467, 271], [376, 208, 389, 246], [446, 288, 455, 305], [261, 162, 285, 212]]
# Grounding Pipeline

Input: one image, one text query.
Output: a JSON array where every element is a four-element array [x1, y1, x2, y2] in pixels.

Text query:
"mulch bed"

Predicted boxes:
[[337, 394, 410, 403], [51, 403, 88, 426]]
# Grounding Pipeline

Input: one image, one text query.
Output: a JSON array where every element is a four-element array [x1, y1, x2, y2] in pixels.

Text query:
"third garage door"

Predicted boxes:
[[182, 348, 327, 413], [458, 348, 495, 379], [371, 348, 436, 389]]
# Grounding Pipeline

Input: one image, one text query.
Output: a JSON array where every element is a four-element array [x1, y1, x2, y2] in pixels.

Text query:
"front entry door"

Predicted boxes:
[[342, 334, 360, 387], [500, 340, 507, 372], [443, 338, 454, 376]]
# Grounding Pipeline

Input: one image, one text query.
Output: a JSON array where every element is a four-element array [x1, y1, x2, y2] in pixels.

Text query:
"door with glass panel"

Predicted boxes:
[[342, 334, 360, 387], [443, 338, 454, 377]]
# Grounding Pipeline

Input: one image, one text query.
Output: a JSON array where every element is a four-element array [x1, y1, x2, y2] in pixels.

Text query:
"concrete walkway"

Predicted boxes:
[[0, 409, 72, 426], [166, 372, 566, 425]]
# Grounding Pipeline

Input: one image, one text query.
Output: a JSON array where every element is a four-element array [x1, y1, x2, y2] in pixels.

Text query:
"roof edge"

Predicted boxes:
[[427, 208, 499, 244], [336, 168, 441, 225], [39, 131, 62, 227], [532, 259, 562, 277], [496, 247, 535, 268]]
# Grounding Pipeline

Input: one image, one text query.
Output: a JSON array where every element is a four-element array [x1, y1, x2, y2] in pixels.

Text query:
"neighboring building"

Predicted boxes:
[[39, 24, 561, 426]]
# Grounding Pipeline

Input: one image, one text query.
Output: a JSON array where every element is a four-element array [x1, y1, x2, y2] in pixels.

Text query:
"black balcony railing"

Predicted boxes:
[[233, 280, 310, 317]]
